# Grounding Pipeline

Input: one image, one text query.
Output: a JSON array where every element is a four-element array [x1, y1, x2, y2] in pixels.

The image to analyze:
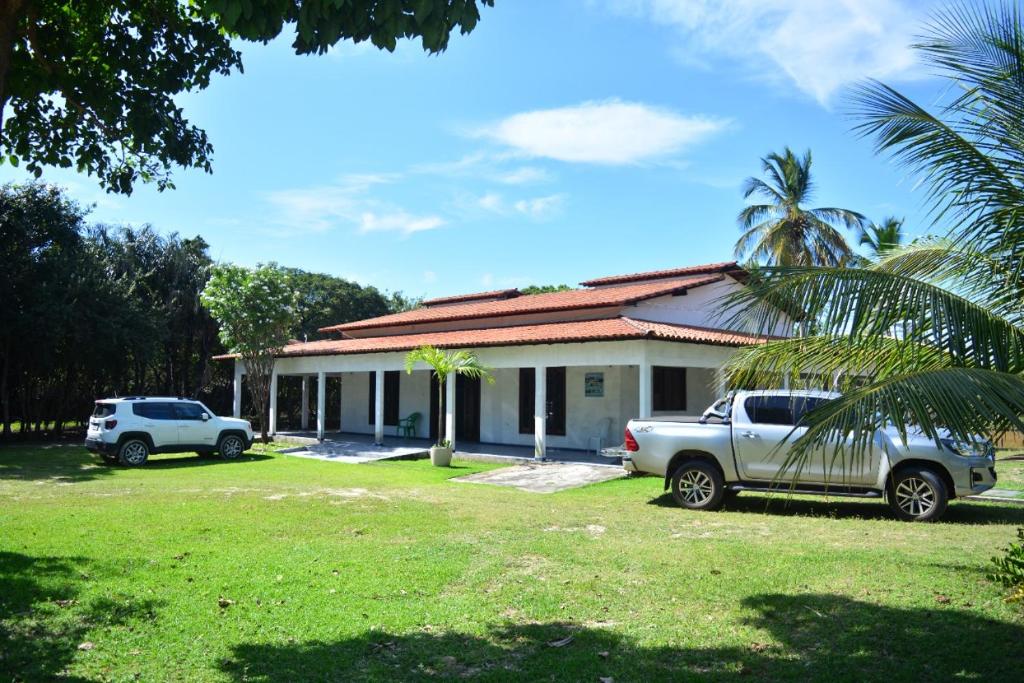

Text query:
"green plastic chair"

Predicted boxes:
[[397, 412, 421, 438]]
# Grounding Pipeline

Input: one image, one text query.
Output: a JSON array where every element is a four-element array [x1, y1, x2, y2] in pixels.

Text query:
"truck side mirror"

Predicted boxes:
[[201, 413, 210, 421]]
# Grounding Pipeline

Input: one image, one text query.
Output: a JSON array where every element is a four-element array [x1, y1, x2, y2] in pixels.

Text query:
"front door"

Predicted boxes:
[[456, 374, 481, 442], [429, 374, 481, 443], [175, 401, 218, 448]]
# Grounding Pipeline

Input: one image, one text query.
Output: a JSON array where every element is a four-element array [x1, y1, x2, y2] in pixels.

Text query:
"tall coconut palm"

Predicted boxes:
[[858, 216, 905, 260], [735, 147, 866, 267], [725, 2, 1024, 479], [404, 345, 493, 446]]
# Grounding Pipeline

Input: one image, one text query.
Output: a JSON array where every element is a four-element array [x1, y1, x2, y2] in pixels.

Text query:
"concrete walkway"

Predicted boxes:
[[967, 487, 1024, 505], [450, 463, 626, 493], [275, 432, 624, 468]]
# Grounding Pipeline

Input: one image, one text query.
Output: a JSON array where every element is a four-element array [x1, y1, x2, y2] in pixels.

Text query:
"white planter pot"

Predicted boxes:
[[429, 446, 453, 467]]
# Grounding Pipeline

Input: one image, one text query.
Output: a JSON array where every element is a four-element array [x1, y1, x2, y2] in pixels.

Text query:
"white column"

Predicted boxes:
[[315, 372, 326, 441], [638, 361, 652, 419], [374, 369, 384, 445], [713, 368, 728, 399], [301, 375, 310, 431], [268, 369, 279, 436], [232, 363, 243, 418], [534, 366, 546, 460], [445, 371, 456, 450], [338, 375, 344, 433]]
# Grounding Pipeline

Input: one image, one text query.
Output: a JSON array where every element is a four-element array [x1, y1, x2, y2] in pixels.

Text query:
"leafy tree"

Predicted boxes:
[[284, 268, 414, 341], [404, 345, 492, 446], [0, 1, 494, 194], [858, 217, 905, 261], [520, 284, 573, 295], [202, 263, 298, 442], [735, 147, 866, 267], [725, 3, 1024, 479]]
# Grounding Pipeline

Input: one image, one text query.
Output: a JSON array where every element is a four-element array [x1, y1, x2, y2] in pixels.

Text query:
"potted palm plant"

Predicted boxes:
[[404, 345, 493, 466]]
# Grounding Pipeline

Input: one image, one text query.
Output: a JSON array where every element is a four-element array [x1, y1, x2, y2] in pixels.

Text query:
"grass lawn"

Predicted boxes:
[[2, 443, 1023, 682], [996, 451, 1024, 491]]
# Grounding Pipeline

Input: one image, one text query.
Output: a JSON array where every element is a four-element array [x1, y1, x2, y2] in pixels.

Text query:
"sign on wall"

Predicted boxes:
[[584, 372, 604, 398]]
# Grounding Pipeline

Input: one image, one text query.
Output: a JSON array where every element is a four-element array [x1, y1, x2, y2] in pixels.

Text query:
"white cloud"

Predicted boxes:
[[358, 211, 444, 234], [265, 174, 442, 236], [477, 192, 504, 212], [423, 270, 437, 284], [495, 166, 551, 185], [514, 194, 565, 219], [607, 0, 923, 106], [476, 99, 727, 164]]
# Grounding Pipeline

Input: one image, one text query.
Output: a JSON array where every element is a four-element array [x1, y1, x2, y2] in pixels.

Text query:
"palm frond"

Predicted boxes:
[[721, 266, 1024, 372]]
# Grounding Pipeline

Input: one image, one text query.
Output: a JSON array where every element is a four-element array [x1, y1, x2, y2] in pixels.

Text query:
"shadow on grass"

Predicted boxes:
[[646, 491, 1024, 525], [0, 551, 163, 681], [218, 593, 1024, 682], [0, 446, 273, 481]]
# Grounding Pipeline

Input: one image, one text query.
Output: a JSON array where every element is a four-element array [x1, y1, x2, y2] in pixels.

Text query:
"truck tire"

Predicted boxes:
[[218, 433, 245, 460], [887, 466, 948, 522], [118, 438, 150, 467], [670, 461, 726, 511]]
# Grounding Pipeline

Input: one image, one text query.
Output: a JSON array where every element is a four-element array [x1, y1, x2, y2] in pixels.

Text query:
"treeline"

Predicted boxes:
[[1, 183, 413, 438]]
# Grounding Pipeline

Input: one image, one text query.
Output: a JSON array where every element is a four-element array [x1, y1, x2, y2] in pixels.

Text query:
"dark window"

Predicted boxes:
[[368, 371, 400, 426], [518, 367, 566, 436], [744, 396, 830, 426], [174, 402, 206, 420], [653, 366, 687, 412], [92, 402, 117, 418], [133, 402, 175, 420]]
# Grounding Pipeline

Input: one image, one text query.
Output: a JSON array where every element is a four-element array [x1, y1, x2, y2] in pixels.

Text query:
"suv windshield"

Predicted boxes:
[[92, 402, 116, 418]]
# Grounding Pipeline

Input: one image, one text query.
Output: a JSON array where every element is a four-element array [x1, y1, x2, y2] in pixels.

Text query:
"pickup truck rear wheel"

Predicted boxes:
[[887, 467, 948, 522], [670, 461, 726, 511]]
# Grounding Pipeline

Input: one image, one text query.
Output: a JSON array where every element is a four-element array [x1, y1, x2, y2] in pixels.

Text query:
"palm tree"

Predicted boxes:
[[725, 2, 1024, 478], [404, 345, 493, 446], [735, 147, 866, 267], [858, 216, 905, 261]]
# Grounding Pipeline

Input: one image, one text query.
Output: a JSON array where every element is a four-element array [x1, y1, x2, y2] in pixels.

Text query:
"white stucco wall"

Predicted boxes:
[[339, 369, 432, 438]]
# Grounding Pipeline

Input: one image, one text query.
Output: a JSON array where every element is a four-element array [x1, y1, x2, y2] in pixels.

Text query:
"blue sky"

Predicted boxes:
[[2, 0, 949, 299]]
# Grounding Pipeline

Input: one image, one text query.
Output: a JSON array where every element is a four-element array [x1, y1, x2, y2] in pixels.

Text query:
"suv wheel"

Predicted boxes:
[[218, 434, 245, 460], [887, 467, 948, 522], [670, 461, 726, 511], [118, 438, 150, 467]]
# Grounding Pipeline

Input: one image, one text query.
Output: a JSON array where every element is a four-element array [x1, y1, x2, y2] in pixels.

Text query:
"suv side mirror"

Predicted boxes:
[[200, 412, 210, 421]]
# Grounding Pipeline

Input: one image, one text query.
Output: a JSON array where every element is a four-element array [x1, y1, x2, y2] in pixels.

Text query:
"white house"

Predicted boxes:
[[226, 261, 782, 457]]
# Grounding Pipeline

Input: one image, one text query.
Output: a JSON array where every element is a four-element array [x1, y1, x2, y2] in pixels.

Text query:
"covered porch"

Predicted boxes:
[[232, 338, 734, 460]]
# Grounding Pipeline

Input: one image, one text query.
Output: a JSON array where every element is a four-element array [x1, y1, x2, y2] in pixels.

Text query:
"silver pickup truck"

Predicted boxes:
[[623, 390, 997, 522]]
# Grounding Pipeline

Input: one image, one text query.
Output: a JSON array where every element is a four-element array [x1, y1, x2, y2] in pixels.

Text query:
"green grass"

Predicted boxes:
[[2, 443, 1023, 682], [996, 452, 1024, 491]]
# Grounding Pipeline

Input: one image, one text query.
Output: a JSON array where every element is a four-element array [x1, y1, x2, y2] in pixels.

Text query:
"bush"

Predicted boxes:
[[990, 528, 1024, 604]]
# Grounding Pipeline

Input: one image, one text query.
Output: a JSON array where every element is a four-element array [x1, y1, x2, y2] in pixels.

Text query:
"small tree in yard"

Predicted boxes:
[[202, 263, 297, 442], [404, 345, 492, 446]]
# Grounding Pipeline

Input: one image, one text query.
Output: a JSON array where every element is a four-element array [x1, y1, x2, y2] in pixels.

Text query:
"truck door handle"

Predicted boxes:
[[740, 431, 759, 439]]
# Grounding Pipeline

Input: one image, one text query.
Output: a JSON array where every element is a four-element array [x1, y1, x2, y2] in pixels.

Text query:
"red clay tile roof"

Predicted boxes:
[[421, 288, 521, 307], [320, 274, 724, 334], [579, 261, 743, 287], [211, 317, 768, 360]]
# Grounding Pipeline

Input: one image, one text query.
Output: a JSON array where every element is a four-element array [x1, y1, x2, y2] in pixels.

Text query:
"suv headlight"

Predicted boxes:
[[940, 438, 991, 458]]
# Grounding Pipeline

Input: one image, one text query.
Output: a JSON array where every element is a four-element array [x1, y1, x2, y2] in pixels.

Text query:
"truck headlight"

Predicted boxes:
[[940, 438, 990, 458]]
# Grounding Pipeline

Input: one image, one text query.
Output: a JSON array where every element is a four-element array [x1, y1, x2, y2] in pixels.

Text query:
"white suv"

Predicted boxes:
[[85, 397, 254, 466]]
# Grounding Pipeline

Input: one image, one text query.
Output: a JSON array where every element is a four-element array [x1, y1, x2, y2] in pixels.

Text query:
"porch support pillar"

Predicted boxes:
[[445, 372, 456, 450], [534, 365, 546, 460], [713, 368, 728, 399], [316, 371, 326, 441], [339, 376, 344, 433], [301, 375, 310, 431], [638, 360, 652, 419], [268, 369, 279, 436], [232, 362, 243, 418], [374, 369, 384, 445]]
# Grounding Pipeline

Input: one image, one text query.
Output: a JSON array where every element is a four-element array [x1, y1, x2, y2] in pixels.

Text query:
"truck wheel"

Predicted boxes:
[[670, 461, 725, 511], [218, 434, 245, 460], [887, 467, 948, 522], [118, 439, 150, 467]]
